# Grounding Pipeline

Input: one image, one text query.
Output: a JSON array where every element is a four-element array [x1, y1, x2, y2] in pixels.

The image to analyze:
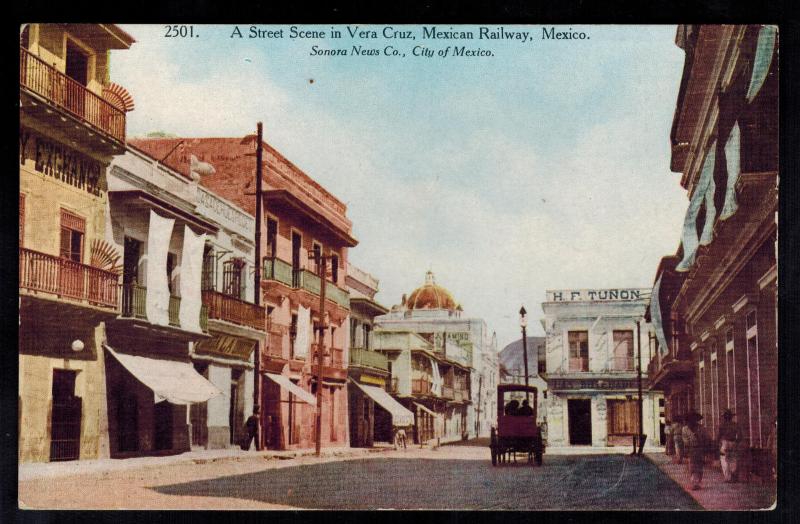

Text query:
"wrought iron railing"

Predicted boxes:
[[19, 248, 119, 308], [201, 289, 265, 331], [262, 257, 293, 287], [120, 284, 208, 332], [412, 378, 432, 395], [349, 347, 388, 371], [20, 47, 126, 142]]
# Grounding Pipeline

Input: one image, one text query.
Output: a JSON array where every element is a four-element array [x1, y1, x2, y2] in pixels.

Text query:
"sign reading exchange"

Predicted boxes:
[[546, 288, 650, 302]]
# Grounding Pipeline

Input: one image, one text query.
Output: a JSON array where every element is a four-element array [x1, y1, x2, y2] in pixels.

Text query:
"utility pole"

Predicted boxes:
[[253, 122, 263, 450], [314, 254, 327, 457], [636, 319, 645, 455], [520, 306, 529, 401]]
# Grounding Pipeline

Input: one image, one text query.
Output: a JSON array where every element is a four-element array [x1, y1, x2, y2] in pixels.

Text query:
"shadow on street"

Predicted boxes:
[[151, 454, 702, 510]]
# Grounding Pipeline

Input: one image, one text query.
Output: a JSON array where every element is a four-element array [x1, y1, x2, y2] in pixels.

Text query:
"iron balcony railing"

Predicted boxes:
[[19, 247, 119, 309], [610, 356, 636, 372], [20, 47, 126, 143], [412, 378, 433, 395], [201, 289, 265, 331], [349, 347, 389, 371], [262, 256, 350, 309], [120, 283, 208, 332], [441, 385, 454, 399]]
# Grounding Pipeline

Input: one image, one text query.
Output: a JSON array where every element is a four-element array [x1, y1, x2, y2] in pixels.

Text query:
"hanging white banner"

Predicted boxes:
[[179, 224, 206, 333], [146, 210, 175, 326], [295, 305, 311, 359]]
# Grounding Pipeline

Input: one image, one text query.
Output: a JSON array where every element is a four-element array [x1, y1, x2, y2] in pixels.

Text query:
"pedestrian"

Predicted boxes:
[[672, 416, 684, 464], [517, 399, 534, 417], [241, 407, 259, 451], [394, 427, 408, 450], [682, 412, 710, 490], [664, 418, 674, 456], [717, 409, 741, 482], [504, 399, 520, 416]]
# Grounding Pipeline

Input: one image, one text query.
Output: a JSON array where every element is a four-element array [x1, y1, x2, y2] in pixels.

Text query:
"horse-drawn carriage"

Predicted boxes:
[[490, 384, 544, 466]]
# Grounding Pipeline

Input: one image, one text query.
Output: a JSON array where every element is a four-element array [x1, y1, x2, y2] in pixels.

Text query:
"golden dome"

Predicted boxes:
[[406, 271, 458, 310]]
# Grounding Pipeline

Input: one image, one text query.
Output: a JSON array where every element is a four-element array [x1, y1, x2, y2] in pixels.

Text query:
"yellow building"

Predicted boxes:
[[19, 24, 135, 462]]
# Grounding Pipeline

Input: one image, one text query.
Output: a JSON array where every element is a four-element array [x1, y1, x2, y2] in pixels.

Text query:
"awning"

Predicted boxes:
[[104, 344, 222, 405], [351, 380, 414, 427], [265, 372, 317, 406], [413, 402, 439, 418]]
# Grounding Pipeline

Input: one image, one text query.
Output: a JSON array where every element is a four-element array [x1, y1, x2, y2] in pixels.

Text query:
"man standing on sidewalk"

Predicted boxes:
[[672, 416, 685, 464], [717, 409, 741, 483], [241, 407, 260, 451], [683, 412, 710, 490]]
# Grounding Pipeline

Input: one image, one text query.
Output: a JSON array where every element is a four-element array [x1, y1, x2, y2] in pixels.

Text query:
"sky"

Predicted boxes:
[[112, 24, 689, 348]]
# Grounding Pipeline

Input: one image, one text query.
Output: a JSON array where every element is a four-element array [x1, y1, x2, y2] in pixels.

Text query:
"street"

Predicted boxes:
[[19, 446, 700, 510]]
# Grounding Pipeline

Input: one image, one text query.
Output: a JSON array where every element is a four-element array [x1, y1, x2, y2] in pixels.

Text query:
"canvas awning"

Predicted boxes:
[[265, 373, 317, 406], [351, 380, 414, 427], [413, 402, 438, 418], [104, 344, 222, 405]]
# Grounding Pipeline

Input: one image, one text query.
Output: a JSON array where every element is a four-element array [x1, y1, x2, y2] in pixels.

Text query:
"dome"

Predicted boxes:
[[405, 271, 459, 310]]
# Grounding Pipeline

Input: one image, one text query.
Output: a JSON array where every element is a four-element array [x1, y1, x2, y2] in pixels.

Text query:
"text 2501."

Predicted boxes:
[[164, 25, 197, 38]]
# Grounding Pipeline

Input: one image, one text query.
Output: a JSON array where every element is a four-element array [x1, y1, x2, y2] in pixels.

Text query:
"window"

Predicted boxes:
[[312, 242, 322, 274], [698, 361, 706, 423], [746, 310, 762, 446], [166, 253, 177, 295], [725, 328, 736, 410], [612, 330, 634, 371], [711, 344, 719, 437], [20, 25, 29, 49], [19, 194, 25, 247], [331, 254, 339, 283], [65, 40, 89, 86], [201, 245, 215, 291], [266, 218, 277, 258], [568, 331, 589, 371], [290, 314, 298, 359], [350, 318, 358, 348], [363, 324, 371, 350], [223, 258, 246, 299], [59, 209, 85, 262]]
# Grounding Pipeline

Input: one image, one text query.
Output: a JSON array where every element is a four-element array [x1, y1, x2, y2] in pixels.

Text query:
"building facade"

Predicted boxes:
[[19, 24, 135, 462], [646, 25, 777, 479], [541, 289, 662, 448], [131, 137, 354, 451], [374, 271, 499, 442], [346, 264, 395, 447], [103, 146, 227, 457]]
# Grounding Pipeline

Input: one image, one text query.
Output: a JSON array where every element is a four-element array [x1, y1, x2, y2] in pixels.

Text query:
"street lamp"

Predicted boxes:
[[519, 306, 529, 400]]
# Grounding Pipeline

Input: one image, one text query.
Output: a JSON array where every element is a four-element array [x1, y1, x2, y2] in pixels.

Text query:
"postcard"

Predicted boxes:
[[17, 23, 778, 510]]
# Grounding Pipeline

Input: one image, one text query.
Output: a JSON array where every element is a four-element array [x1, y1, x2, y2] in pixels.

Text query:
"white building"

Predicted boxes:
[[540, 288, 663, 448], [374, 271, 499, 439]]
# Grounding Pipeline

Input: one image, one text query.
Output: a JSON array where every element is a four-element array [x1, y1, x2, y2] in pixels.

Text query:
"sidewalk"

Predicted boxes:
[[645, 452, 776, 510], [19, 445, 392, 482]]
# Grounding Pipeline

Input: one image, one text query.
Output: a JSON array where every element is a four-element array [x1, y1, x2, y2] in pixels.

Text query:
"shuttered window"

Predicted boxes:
[[59, 209, 85, 262]]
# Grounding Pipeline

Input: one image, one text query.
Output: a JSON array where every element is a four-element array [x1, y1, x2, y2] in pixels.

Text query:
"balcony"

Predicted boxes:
[[263, 257, 350, 309], [20, 47, 125, 144], [120, 284, 208, 332], [610, 357, 635, 372], [262, 257, 294, 287], [19, 248, 119, 309], [569, 357, 589, 372], [441, 385, 454, 400], [412, 378, 433, 396], [349, 347, 389, 372], [201, 290, 265, 331]]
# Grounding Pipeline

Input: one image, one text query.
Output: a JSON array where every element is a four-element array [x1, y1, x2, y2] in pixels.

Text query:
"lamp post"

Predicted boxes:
[[519, 306, 529, 400], [253, 122, 263, 450], [636, 318, 646, 455]]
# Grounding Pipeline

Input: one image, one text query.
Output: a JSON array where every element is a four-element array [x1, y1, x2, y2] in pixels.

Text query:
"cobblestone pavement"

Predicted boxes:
[[19, 445, 701, 510]]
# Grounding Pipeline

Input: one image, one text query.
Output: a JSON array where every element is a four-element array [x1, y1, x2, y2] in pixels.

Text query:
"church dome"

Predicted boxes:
[[405, 271, 459, 310]]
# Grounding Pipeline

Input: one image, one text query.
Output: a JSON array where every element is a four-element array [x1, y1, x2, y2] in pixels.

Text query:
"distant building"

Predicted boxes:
[[541, 289, 662, 448], [374, 271, 499, 443], [499, 337, 548, 423]]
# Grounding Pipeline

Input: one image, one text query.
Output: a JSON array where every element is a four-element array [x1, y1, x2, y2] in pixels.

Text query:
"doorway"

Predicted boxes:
[[568, 399, 592, 445], [153, 401, 173, 451], [291, 232, 301, 286], [49, 369, 82, 461], [190, 362, 209, 448]]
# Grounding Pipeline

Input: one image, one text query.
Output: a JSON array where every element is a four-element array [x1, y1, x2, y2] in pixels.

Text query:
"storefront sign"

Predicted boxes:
[[195, 334, 256, 360], [19, 128, 103, 196], [546, 288, 649, 302], [359, 374, 386, 387], [548, 377, 638, 391]]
